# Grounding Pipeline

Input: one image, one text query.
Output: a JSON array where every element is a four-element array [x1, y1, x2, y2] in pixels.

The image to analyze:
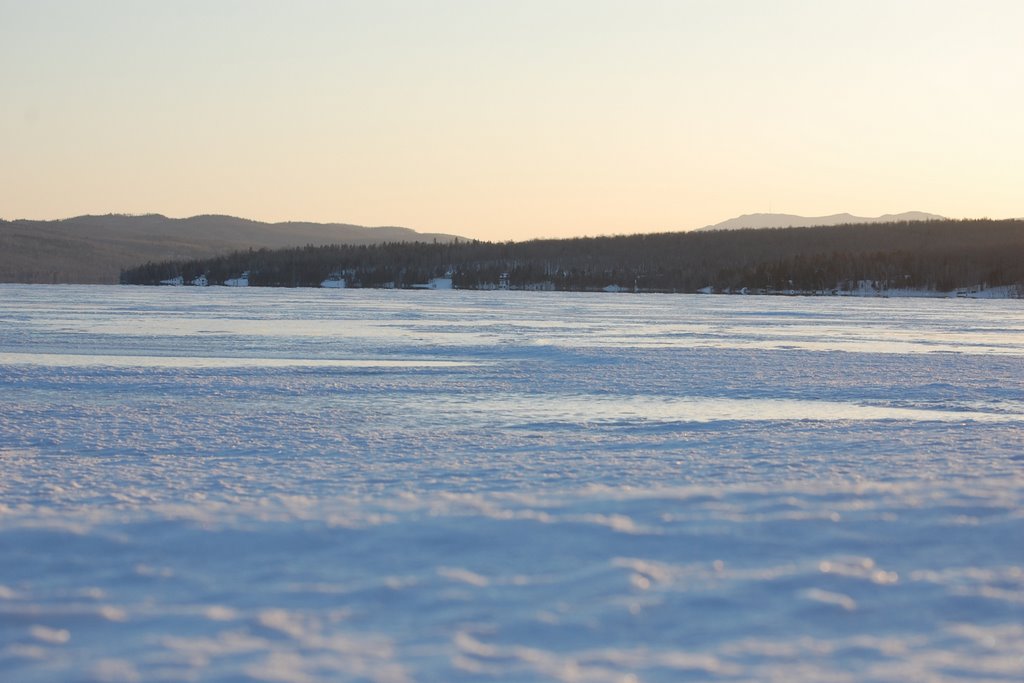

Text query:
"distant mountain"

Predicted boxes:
[[0, 214, 463, 284], [697, 211, 945, 231]]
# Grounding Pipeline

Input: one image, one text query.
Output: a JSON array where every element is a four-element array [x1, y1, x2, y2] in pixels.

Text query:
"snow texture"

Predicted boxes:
[[1, 285, 1022, 682]]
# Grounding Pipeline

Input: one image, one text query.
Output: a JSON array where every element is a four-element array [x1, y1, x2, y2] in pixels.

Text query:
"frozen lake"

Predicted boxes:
[[1, 285, 1022, 682]]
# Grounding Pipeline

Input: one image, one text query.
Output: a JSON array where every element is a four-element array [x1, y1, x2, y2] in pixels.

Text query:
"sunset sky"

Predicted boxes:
[[2, 0, 1022, 241]]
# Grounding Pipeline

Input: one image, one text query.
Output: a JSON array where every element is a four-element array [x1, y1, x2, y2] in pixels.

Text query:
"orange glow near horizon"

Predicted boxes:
[[2, 1, 1022, 241]]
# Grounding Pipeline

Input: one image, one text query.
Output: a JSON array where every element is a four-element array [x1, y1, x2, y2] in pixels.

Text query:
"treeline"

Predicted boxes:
[[121, 219, 1024, 294]]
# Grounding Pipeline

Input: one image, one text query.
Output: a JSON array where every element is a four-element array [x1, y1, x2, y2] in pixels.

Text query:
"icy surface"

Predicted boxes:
[[1, 285, 1022, 682]]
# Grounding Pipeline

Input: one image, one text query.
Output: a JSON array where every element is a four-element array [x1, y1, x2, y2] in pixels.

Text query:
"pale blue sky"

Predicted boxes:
[[2, 0, 1021, 240]]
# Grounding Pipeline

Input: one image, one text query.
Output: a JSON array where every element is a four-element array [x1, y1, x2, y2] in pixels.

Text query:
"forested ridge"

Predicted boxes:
[[0, 213, 459, 284], [121, 219, 1024, 294]]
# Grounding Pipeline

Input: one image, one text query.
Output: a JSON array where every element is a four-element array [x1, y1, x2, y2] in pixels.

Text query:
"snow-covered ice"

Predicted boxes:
[[1, 285, 1022, 682]]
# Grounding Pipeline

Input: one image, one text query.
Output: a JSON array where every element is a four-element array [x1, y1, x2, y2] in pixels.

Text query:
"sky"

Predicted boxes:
[[2, 0, 1022, 241]]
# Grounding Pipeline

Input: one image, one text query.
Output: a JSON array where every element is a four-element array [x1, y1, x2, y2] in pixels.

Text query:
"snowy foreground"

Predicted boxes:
[[1, 285, 1022, 683]]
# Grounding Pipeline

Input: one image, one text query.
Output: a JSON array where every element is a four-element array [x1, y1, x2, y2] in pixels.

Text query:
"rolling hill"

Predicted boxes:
[[697, 211, 944, 231], [0, 214, 462, 284]]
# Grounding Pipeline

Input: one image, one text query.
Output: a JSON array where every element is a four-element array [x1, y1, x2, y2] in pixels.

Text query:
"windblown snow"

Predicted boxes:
[[1, 285, 1022, 682]]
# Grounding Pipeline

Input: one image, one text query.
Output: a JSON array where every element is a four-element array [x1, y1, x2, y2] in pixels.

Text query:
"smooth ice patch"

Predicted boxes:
[[0, 352, 478, 369]]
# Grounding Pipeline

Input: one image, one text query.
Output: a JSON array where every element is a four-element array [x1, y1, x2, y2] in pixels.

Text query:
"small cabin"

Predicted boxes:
[[225, 271, 249, 287]]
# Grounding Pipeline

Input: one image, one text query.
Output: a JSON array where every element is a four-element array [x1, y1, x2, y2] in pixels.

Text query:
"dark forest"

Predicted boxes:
[[121, 219, 1024, 295]]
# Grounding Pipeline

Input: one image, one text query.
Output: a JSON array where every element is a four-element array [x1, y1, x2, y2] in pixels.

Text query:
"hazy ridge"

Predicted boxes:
[[0, 213, 462, 284], [698, 211, 945, 231]]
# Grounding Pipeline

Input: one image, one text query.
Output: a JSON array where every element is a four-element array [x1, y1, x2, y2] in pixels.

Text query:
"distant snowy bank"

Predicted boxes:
[[156, 275, 1022, 299], [699, 282, 1022, 299]]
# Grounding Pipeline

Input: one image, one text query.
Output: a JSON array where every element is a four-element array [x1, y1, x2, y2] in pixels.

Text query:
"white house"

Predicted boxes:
[[225, 271, 249, 287], [320, 276, 346, 289]]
